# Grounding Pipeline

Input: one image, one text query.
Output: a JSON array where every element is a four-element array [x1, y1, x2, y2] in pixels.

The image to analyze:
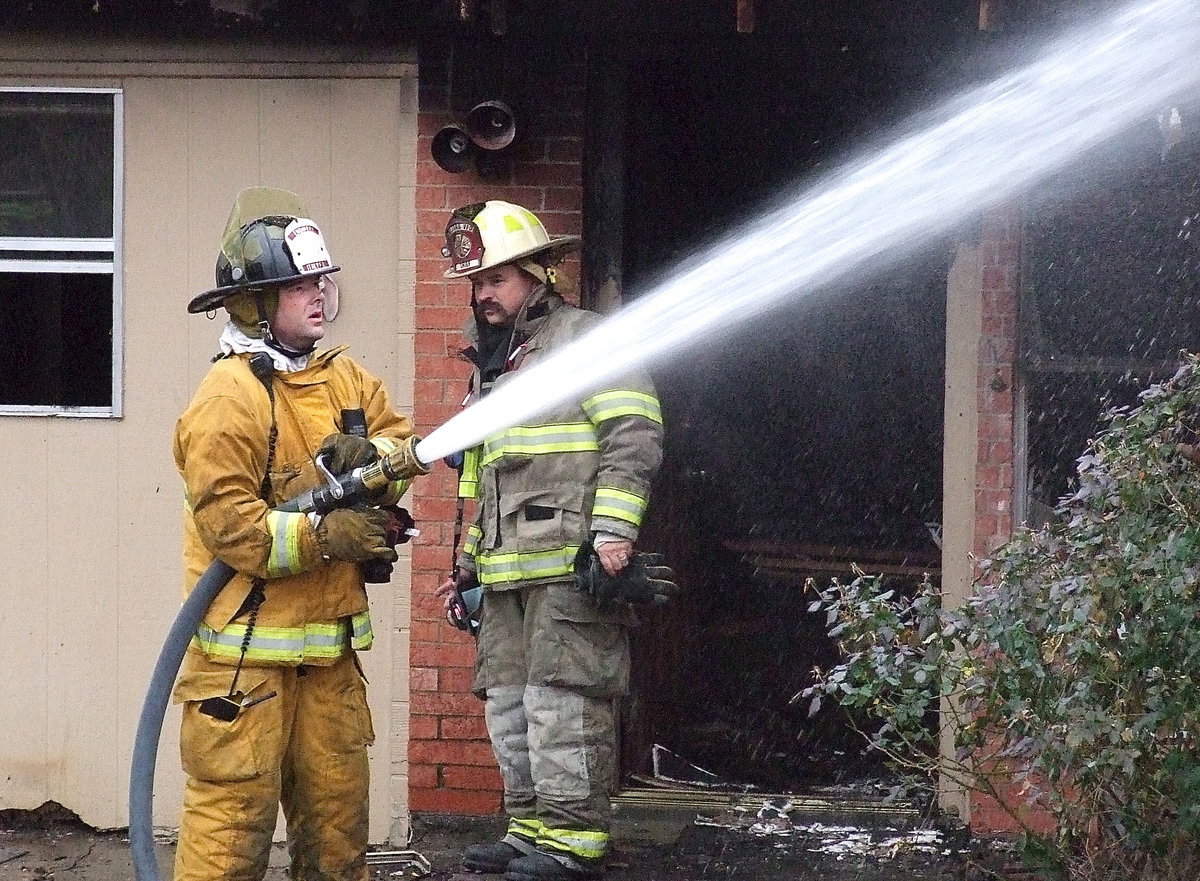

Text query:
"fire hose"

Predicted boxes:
[[128, 436, 428, 881]]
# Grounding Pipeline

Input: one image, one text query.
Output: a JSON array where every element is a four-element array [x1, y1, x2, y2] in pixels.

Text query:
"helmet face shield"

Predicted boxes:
[[188, 187, 341, 315], [320, 275, 339, 322]]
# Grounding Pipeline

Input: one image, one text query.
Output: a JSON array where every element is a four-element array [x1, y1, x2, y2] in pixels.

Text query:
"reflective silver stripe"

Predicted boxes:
[[592, 486, 648, 526], [265, 510, 307, 577], [477, 546, 579, 584], [192, 611, 373, 663], [581, 389, 662, 425], [458, 446, 481, 498], [463, 524, 483, 557], [538, 826, 610, 860], [482, 423, 599, 467], [508, 817, 544, 841]]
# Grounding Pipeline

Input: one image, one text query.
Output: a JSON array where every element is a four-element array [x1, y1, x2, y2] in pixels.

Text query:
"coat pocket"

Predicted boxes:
[[499, 486, 586, 553], [173, 669, 281, 782]]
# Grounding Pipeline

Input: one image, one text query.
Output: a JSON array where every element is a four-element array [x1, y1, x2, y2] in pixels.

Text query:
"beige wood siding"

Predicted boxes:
[[0, 60, 417, 844]]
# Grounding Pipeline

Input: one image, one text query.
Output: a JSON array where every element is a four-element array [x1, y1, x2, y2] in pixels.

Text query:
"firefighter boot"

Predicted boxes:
[[504, 849, 605, 881], [464, 837, 537, 874]]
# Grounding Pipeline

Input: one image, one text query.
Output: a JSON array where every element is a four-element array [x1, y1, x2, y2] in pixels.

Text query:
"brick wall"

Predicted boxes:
[[408, 42, 586, 815], [968, 203, 1055, 837], [974, 204, 1018, 562]]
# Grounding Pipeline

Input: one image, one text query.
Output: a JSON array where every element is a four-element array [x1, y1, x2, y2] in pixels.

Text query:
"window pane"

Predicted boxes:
[[0, 271, 112, 407], [0, 92, 114, 239], [1021, 109, 1200, 512]]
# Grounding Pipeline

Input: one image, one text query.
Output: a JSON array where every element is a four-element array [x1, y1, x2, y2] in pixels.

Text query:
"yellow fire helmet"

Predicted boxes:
[[442, 200, 580, 279]]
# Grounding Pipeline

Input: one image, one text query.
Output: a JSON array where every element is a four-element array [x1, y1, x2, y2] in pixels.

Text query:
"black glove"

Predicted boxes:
[[316, 507, 398, 564], [447, 569, 483, 636], [318, 432, 379, 475], [573, 541, 679, 608], [361, 505, 417, 583]]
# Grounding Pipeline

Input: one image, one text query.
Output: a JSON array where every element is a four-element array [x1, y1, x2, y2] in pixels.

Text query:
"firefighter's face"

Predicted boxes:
[[470, 263, 537, 327], [271, 276, 327, 349]]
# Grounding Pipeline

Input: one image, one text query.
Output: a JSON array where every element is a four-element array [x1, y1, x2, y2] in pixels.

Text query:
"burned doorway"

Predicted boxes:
[[612, 3, 975, 800], [1018, 101, 1200, 526]]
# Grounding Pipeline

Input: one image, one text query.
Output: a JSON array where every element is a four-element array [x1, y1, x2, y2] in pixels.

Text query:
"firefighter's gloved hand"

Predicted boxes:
[[318, 433, 379, 475], [445, 570, 483, 635], [574, 542, 679, 608], [361, 505, 417, 583], [316, 507, 399, 564]]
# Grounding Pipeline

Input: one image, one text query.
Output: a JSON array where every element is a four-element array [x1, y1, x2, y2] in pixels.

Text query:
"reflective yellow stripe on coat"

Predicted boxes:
[[457, 446, 481, 499], [264, 510, 309, 577], [581, 389, 663, 425], [477, 546, 580, 585], [481, 422, 600, 467], [462, 523, 483, 558], [592, 485, 649, 528], [192, 610, 372, 663]]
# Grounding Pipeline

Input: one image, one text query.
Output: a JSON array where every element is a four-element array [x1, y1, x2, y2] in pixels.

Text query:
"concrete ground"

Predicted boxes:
[[0, 800, 1014, 881]]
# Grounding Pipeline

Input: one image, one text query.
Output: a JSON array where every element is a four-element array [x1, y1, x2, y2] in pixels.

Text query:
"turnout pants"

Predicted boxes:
[[172, 649, 374, 881], [473, 582, 631, 862]]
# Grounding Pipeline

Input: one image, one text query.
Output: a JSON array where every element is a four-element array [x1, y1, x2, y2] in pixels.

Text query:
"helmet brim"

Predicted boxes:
[[187, 265, 340, 314], [442, 235, 580, 280]]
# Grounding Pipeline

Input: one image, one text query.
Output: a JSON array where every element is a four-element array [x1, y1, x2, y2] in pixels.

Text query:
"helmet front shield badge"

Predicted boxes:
[[441, 200, 580, 280], [442, 203, 487, 276], [284, 218, 339, 320], [188, 187, 341, 315]]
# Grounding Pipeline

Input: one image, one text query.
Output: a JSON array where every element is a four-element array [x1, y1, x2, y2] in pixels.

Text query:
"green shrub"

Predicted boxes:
[[806, 355, 1200, 880]]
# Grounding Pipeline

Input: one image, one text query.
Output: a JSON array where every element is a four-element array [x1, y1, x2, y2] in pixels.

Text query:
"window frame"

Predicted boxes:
[[0, 85, 124, 418]]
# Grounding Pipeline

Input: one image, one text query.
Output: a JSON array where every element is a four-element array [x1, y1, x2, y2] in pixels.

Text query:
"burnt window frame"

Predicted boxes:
[[0, 86, 123, 418], [1014, 110, 1200, 524]]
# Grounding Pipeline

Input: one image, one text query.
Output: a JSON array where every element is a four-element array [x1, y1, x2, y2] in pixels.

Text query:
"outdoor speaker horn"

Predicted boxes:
[[431, 123, 477, 174], [463, 100, 516, 151]]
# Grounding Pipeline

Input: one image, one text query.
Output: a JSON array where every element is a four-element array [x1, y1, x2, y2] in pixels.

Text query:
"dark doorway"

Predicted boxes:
[[614, 4, 973, 796]]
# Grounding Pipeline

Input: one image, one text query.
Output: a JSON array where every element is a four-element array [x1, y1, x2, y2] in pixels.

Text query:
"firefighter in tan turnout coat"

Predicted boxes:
[[437, 201, 665, 881], [173, 188, 421, 881]]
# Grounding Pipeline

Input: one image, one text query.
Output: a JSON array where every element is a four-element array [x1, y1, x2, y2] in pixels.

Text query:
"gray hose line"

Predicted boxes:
[[128, 558, 236, 881], [128, 494, 311, 881], [126, 451, 413, 881]]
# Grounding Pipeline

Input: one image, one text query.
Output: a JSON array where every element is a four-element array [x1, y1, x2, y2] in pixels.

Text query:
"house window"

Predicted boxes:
[[0, 87, 122, 416]]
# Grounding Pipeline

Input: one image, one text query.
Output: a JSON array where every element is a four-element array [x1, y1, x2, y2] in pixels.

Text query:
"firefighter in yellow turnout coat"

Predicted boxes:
[[438, 202, 664, 881], [173, 188, 421, 881]]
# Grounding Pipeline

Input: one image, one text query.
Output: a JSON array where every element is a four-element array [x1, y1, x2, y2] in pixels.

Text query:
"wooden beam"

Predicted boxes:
[[722, 538, 941, 568], [736, 0, 755, 34]]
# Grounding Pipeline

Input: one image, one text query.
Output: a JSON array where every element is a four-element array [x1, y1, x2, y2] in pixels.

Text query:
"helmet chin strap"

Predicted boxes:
[[253, 290, 275, 343], [266, 336, 317, 359]]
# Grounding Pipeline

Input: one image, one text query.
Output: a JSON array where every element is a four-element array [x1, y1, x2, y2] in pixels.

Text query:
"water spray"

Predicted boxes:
[[133, 1, 1199, 878], [415, 0, 1200, 466]]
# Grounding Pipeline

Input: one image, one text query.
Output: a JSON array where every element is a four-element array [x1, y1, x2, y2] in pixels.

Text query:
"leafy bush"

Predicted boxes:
[[806, 355, 1200, 880]]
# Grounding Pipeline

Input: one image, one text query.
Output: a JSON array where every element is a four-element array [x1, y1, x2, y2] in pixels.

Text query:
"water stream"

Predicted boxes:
[[415, 0, 1200, 465]]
